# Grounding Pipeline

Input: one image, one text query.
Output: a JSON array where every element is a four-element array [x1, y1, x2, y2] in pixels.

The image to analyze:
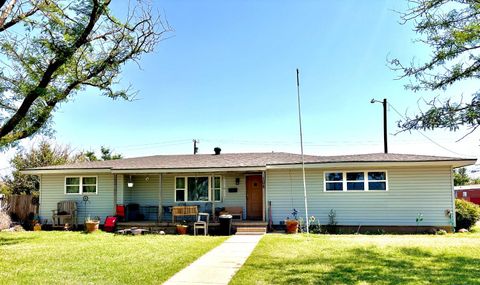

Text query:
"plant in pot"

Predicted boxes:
[[285, 209, 299, 234], [176, 220, 188, 235], [85, 216, 100, 233], [325, 209, 338, 234]]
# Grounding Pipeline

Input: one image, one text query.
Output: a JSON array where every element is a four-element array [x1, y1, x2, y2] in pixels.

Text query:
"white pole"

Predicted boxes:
[[296, 68, 309, 234]]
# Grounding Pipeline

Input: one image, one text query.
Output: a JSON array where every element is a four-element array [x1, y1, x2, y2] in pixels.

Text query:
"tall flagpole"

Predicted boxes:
[[296, 68, 309, 234]]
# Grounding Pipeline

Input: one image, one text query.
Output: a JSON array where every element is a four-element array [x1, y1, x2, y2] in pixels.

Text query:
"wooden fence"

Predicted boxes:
[[6, 195, 38, 221]]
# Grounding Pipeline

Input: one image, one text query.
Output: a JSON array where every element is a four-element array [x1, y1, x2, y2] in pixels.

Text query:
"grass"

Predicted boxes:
[[231, 231, 480, 285], [0, 231, 226, 284]]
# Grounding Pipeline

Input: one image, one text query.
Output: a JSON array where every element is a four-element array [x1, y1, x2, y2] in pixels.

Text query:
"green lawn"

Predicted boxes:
[[0, 231, 226, 284], [231, 231, 480, 285]]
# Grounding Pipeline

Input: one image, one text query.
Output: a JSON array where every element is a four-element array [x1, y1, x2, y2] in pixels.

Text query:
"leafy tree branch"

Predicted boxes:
[[0, 0, 172, 149], [390, 0, 480, 137]]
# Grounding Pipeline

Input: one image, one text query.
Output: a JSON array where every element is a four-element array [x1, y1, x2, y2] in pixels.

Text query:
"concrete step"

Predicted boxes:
[[235, 227, 266, 235]]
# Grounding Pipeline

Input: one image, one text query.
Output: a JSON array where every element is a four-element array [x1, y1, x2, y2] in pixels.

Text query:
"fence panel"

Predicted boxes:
[[6, 195, 39, 221]]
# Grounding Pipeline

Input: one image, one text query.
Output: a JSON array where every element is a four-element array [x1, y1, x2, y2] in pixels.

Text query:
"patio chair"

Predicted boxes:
[[194, 213, 209, 236], [52, 200, 77, 228]]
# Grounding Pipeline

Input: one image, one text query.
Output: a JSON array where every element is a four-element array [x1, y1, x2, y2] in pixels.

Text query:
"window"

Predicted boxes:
[[325, 172, 343, 191], [324, 171, 387, 192], [368, 172, 387, 191], [175, 177, 186, 201], [188, 177, 209, 201], [65, 177, 80, 194], [175, 176, 222, 202], [213, 176, 221, 202], [346, 172, 364, 191], [65, 176, 97, 194]]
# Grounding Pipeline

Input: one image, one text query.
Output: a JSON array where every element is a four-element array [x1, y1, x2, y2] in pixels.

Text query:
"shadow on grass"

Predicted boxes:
[[240, 246, 480, 285], [0, 235, 37, 246]]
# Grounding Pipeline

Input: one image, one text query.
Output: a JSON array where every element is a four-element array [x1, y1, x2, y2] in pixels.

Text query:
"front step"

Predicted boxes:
[[235, 227, 266, 235]]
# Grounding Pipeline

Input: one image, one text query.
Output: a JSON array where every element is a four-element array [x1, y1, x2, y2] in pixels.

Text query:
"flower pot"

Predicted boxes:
[[285, 220, 299, 234], [85, 221, 99, 233], [177, 225, 188, 235]]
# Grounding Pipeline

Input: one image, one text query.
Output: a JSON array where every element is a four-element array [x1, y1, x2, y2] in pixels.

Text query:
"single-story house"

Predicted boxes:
[[454, 184, 480, 205], [22, 150, 476, 232]]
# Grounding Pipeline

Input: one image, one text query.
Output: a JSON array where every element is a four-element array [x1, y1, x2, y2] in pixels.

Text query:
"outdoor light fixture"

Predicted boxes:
[[127, 175, 134, 188], [235, 178, 240, 185]]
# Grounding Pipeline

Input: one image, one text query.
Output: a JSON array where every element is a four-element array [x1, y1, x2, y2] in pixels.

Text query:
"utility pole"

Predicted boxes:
[[370, 98, 388, 153], [193, 139, 199, 154]]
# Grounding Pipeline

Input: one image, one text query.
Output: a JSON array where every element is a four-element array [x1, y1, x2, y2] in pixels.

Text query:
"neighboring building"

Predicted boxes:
[[22, 151, 475, 232], [454, 184, 480, 205]]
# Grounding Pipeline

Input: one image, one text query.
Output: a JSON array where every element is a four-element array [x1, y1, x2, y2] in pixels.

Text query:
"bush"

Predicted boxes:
[[455, 199, 480, 230], [0, 210, 12, 230]]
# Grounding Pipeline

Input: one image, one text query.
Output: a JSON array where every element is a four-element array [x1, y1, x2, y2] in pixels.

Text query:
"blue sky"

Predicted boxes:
[[2, 0, 479, 169]]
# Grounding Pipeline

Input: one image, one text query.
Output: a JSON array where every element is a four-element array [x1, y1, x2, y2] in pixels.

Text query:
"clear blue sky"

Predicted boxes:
[[4, 1, 480, 164]]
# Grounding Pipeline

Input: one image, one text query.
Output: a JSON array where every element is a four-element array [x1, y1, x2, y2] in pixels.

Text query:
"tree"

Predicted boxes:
[[454, 167, 470, 186], [82, 145, 122, 161], [2, 141, 84, 194], [0, 0, 171, 148], [390, 0, 480, 138]]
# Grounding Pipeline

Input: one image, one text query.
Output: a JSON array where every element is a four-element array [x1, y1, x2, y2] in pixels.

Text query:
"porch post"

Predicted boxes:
[[158, 174, 162, 222], [117, 174, 124, 205], [262, 171, 266, 222]]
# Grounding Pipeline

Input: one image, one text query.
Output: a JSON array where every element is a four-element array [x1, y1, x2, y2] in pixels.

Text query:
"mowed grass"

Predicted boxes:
[[231, 230, 480, 285], [0, 231, 226, 284]]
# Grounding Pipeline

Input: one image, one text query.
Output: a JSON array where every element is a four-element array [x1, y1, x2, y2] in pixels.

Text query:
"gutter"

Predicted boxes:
[[266, 159, 477, 169]]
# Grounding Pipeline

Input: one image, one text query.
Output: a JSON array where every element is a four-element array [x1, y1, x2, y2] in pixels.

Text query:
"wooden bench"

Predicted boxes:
[[172, 206, 198, 223], [224, 206, 243, 220]]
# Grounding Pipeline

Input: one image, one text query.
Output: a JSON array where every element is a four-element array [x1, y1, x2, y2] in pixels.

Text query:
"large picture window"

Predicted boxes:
[[175, 176, 222, 202], [65, 176, 97, 194], [324, 171, 387, 192]]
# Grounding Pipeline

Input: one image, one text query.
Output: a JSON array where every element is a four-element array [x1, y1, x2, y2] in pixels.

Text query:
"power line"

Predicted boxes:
[[387, 102, 470, 157]]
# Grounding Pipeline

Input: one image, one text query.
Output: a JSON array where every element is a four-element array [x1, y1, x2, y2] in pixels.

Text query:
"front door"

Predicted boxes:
[[246, 175, 263, 220]]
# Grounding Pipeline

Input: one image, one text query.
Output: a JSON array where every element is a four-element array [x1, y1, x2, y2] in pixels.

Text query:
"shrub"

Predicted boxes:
[[455, 199, 480, 230], [436, 229, 447, 235], [0, 210, 12, 230]]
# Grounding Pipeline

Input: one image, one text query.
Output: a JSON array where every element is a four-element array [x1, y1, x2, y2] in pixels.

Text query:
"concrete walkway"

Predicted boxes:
[[164, 235, 263, 285]]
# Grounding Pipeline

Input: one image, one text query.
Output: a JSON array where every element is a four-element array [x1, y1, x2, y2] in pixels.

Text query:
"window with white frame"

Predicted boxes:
[[65, 176, 97, 194], [175, 176, 222, 202], [324, 171, 387, 191]]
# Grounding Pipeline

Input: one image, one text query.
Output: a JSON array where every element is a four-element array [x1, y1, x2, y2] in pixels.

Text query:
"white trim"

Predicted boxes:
[[323, 170, 388, 192], [64, 176, 98, 195], [22, 169, 111, 175], [454, 184, 480, 190], [113, 167, 267, 174], [267, 160, 476, 169], [20, 159, 476, 175]]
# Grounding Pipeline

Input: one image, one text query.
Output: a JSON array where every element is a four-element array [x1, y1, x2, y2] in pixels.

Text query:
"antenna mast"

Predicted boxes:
[[296, 68, 309, 234]]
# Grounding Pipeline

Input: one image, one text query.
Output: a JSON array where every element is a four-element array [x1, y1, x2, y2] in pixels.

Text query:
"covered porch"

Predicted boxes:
[[113, 170, 267, 224]]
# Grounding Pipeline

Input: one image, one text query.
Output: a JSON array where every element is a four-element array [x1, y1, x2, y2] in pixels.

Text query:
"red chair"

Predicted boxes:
[[104, 216, 118, 232], [116, 204, 125, 221]]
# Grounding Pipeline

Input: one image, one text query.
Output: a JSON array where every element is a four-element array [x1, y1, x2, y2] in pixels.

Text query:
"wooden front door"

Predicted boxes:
[[246, 175, 263, 220]]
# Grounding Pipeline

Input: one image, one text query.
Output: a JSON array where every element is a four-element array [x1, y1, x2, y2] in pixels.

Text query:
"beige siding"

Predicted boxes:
[[39, 173, 115, 224], [266, 167, 454, 226]]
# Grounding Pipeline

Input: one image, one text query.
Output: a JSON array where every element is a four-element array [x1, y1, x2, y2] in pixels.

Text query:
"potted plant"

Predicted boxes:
[[325, 209, 338, 234], [285, 209, 299, 234], [176, 220, 188, 235], [85, 216, 100, 233]]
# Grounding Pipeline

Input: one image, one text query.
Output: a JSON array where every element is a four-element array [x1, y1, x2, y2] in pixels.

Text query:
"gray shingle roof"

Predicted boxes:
[[25, 152, 475, 171]]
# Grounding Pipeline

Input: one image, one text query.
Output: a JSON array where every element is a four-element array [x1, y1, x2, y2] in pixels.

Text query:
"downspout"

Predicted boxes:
[[113, 174, 117, 214], [450, 167, 456, 231]]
